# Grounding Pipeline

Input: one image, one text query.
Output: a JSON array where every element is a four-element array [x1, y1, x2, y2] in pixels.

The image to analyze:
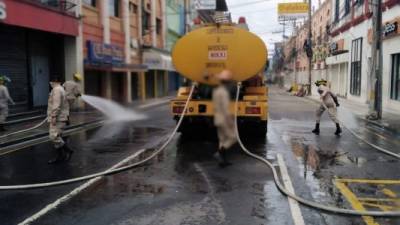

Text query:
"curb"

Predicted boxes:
[[0, 120, 104, 150]]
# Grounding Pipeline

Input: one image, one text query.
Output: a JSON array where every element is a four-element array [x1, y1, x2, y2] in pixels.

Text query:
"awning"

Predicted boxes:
[[143, 51, 175, 71], [326, 52, 349, 65]]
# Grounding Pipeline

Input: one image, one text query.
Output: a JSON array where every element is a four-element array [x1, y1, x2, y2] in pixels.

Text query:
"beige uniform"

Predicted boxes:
[[47, 85, 70, 148], [0, 85, 14, 124], [63, 80, 81, 109], [316, 85, 339, 124], [213, 85, 236, 150]]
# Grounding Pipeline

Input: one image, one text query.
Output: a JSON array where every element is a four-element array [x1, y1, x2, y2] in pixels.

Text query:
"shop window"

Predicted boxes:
[[83, 0, 96, 7], [129, 2, 138, 14], [390, 53, 400, 101], [156, 18, 162, 35], [350, 38, 362, 96], [109, 0, 120, 17]]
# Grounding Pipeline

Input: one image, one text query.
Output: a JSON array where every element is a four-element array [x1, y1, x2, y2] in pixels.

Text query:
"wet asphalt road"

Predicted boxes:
[[1, 87, 400, 225]]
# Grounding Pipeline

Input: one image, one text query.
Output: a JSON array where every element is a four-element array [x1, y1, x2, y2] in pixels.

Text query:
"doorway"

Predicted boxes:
[[31, 55, 50, 107]]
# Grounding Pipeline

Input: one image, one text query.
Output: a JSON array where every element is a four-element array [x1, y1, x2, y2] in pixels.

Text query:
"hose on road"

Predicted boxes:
[[0, 84, 196, 190], [318, 102, 400, 159], [234, 83, 400, 217], [1, 83, 399, 218], [0, 118, 48, 139]]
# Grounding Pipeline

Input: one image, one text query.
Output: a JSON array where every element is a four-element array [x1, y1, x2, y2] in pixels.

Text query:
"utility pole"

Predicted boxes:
[[367, 0, 383, 120], [307, 0, 312, 95]]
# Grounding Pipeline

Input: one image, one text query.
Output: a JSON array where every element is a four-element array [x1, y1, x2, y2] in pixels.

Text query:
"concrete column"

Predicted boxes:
[[101, 0, 110, 43], [161, 0, 166, 48], [164, 71, 169, 95], [104, 72, 112, 99], [139, 72, 146, 100], [154, 70, 158, 97], [122, 0, 132, 103], [151, 0, 156, 47]]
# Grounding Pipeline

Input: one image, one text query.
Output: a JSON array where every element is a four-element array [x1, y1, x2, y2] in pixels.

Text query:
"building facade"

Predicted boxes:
[[81, 0, 172, 103], [0, 0, 80, 113], [327, 0, 400, 112]]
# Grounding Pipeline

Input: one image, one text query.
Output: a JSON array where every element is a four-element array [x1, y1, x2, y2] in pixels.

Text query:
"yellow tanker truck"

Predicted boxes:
[[170, 21, 268, 138]]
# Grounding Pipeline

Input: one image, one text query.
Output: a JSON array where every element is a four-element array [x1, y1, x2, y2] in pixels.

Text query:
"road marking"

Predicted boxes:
[[18, 148, 146, 225], [335, 179, 400, 184], [276, 154, 306, 225], [334, 180, 379, 225]]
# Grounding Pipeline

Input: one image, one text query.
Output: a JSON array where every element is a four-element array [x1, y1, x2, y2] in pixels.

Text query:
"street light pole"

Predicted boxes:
[[367, 0, 383, 120], [307, 0, 312, 95]]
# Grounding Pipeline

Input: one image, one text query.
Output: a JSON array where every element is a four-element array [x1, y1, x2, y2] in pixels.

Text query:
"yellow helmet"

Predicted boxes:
[[73, 73, 83, 81]]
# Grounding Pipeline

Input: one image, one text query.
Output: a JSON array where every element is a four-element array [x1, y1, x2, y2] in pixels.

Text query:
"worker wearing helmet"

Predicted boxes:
[[63, 73, 82, 111], [0, 75, 15, 131], [312, 79, 342, 136], [48, 76, 73, 164], [213, 70, 236, 167]]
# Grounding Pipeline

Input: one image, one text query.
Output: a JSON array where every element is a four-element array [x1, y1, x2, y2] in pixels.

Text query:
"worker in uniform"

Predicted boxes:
[[312, 79, 342, 136], [212, 70, 237, 167], [0, 76, 15, 131], [63, 73, 82, 111], [47, 77, 73, 164]]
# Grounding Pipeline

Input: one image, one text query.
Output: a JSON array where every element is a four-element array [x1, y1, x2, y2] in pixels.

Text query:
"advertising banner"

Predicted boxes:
[[278, 3, 308, 21]]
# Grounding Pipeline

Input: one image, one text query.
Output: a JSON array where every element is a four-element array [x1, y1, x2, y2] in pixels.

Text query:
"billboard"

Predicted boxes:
[[278, 2, 308, 21]]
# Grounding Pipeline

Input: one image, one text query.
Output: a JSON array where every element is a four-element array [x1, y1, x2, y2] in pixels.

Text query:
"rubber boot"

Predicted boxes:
[[63, 145, 74, 162], [219, 149, 232, 168], [48, 147, 65, 164], [312, 123, 320, 135], [335, 123, 342, 136]]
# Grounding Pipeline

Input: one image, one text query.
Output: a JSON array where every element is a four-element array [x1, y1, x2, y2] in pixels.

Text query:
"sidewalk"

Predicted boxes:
[[0, 95, 174, 148], [305, 94, 400, 135]]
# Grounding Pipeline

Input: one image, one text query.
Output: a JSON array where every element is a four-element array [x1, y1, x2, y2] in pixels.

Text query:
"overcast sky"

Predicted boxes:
[[225, 0, 320, 56]]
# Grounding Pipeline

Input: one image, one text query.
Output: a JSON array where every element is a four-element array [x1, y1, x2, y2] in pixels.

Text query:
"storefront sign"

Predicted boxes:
[[143, 51, 175, 71], [194, 0, 216, 10], [278, 3, 308, 21], [383, 21, 398, 36], [87, 41, 124, 65], [0, 1, 6, 20], [368, 17, 400, 43]]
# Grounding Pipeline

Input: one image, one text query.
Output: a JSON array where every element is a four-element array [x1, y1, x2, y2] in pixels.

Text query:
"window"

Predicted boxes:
[[334, 0, 339, 22], [391, 53, 400, 101], [83, 0, 96, 7], [156, 18, 162, 35], [350, 38, 362, 96], [344, 0, 351, 16], [109, 0, 120, 17], [142, 11, 151, 32], [129, 2, 138, 14]]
